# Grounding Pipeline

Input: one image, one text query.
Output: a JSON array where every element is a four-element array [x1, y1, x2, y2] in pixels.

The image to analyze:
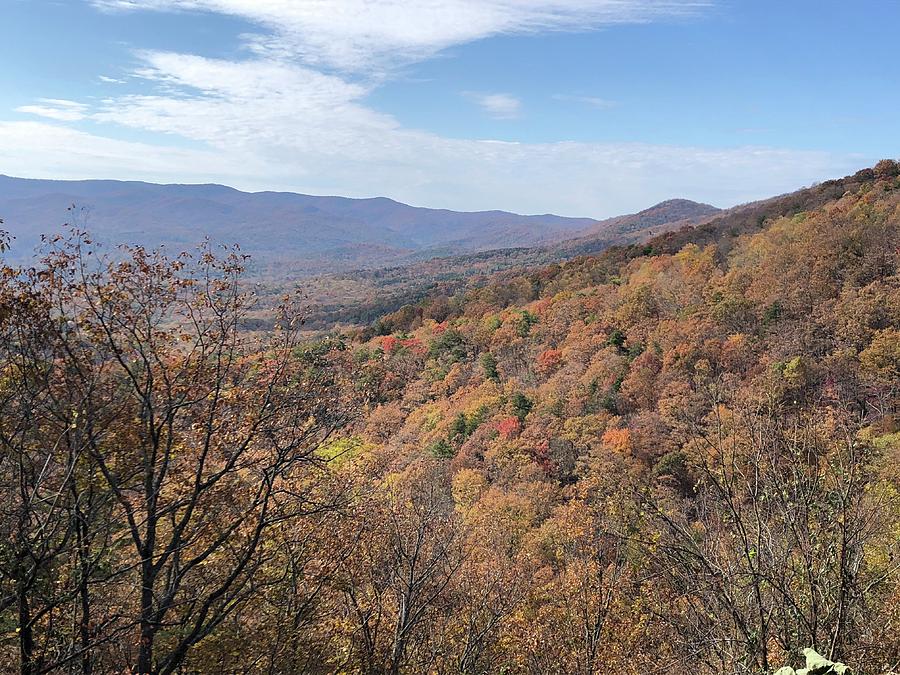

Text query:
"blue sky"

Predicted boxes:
[[0, 0, 897, 217]]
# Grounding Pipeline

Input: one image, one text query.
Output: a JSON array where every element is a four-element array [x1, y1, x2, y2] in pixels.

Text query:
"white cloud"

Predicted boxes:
[[98, 75, 127, 84], [1, 1, 869, 217], [90, 0, 709, 72], [553, 93, 617, 109], [0, 121, 256, 181], [15, 99, 89, 122], [465, 92, 522, 119]]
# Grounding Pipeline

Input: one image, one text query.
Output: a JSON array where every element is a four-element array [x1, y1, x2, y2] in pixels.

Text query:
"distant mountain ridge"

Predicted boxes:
[[0, 175, 718, 274], [0, 175, 600, 272]]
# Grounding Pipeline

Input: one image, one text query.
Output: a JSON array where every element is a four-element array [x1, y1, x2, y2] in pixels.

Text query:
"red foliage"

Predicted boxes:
[[533, 298, 552, 316], [381, 335, 426, 357], [530, 440, 553, 474], [381, 335, 401, 355], [401, 337, 426, 356], [496, 416, 522, 439]]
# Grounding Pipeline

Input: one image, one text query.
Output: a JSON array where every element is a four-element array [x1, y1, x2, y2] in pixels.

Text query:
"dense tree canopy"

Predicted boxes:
[[1, 163, 899, 673]]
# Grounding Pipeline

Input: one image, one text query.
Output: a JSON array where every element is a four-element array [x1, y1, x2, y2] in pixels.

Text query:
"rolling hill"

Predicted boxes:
[[251, 197, 722, 328], [0, 175, 603, 272], [0, 175, 723, 275]]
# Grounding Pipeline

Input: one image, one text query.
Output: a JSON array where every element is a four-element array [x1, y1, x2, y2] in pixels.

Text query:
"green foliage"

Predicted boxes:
[[480, 352, 500, 382], [429, 328, 468, 363], [373, 317, 392, 336], [427, 437, 455, 459], [515, 310, 538, 337], [782, 356, 807, 386], [467, 406, 488, 433], [485, 315, 503, 331], [296, 336, 346, 367], [548, 396, 565, 418], [449, 406, 489, 445], [450, 412, 468, 440], [317, 436, 368, 467], [652, 451, 694, 496], [587, 374, 622, 414], [626, 341, 645, 359], [606, 328, 626, 350], [510, 392, 533, 422], [599, 393, 618, 414], [763, 300, 783, 324]]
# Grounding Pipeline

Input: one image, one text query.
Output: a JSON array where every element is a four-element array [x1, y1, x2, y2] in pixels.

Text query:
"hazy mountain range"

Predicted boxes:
[[0, 175, 718, 273]]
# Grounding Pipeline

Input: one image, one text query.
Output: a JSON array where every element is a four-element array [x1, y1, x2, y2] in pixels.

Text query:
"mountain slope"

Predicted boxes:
[[332, 163, 900, 335], [573, 197, 720, 239], [314, 161, 900, 670], [294, 198, 721, 328], [0, 175, 598, 271]]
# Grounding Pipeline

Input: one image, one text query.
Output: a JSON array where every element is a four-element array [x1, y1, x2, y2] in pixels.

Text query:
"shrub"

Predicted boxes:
[[873, 158, 899, 179]]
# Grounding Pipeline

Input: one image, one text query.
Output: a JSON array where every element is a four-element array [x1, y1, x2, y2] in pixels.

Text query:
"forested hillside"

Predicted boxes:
[[294, 198, 718, 329], [327, 160, 900, 673], [1, 161, 898, 674]]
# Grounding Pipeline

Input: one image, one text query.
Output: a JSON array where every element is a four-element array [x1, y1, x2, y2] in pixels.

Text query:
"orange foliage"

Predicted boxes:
[[601, 426, 632, 455], [536, 348, 564, 374], [497, 416, 522, 439]]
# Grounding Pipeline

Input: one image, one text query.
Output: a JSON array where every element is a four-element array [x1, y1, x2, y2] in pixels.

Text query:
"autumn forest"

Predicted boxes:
[[1, 161, 899, 674]]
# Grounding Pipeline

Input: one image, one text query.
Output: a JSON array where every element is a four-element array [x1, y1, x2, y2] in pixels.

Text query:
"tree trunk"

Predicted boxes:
[[18, 578, 34, 675], [76, 517, 93, 675], [137, 564, 156, 675]]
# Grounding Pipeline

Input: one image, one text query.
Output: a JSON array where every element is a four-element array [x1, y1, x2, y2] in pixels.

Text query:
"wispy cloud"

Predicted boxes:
[[98, 75, 127, 84], [465, 92, 522, 119], [553, 93, 618, 109], [15, 99, 89, 122], [0, 120, 247, 179], [89, 0, 711, 72]]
